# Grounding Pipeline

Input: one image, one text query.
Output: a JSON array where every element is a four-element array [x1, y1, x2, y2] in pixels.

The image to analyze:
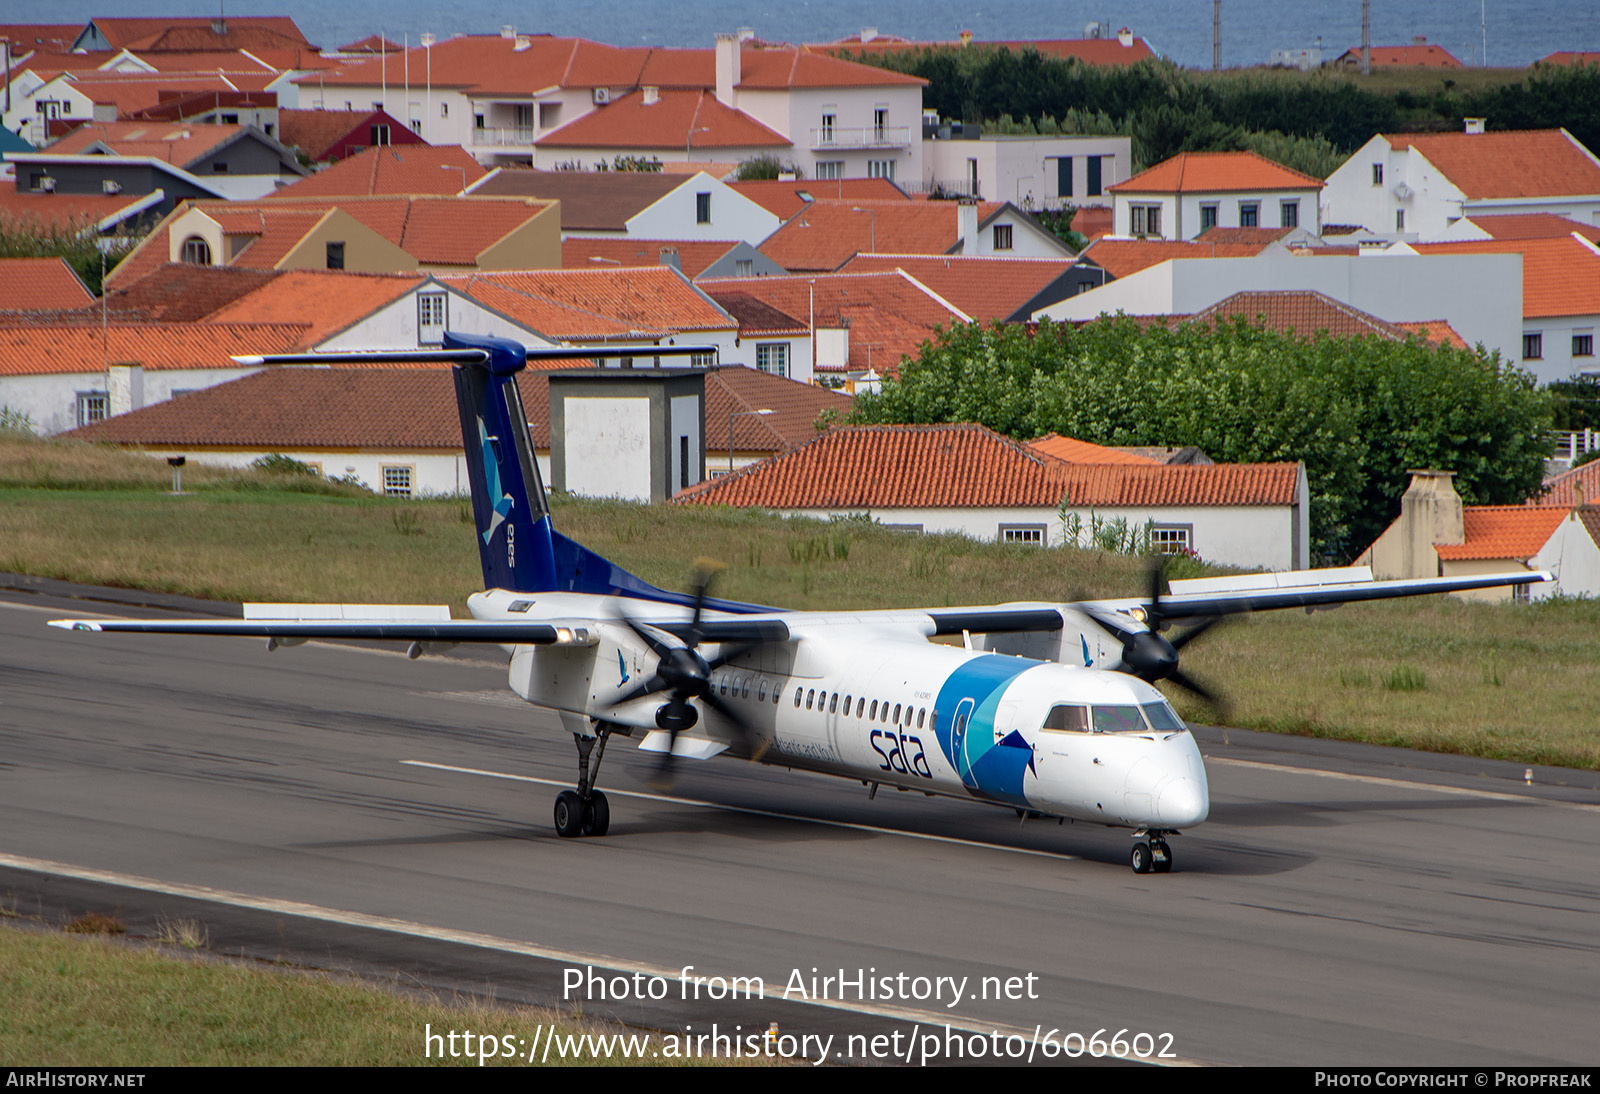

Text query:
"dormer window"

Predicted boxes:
[[180, 236, 212, 265]]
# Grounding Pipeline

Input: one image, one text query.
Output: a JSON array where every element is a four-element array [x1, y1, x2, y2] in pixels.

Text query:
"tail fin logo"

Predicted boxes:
[[477, 415, 515, 545]]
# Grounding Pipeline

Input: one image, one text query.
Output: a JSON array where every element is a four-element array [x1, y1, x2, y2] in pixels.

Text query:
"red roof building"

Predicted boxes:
[[1109, 151, 1325, 240], [1334, 42, 1464, 68], [276, 109, 429, 165], [0, 257, 94, 312], [837, 253, 1080, 323], [271, 146, 486, 199], [813, 28, 1157, 68], [758, 198, 1070, 272]]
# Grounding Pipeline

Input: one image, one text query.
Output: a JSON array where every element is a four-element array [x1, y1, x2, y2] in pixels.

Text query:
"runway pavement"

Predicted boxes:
[[2, 589, 1598, 1067]]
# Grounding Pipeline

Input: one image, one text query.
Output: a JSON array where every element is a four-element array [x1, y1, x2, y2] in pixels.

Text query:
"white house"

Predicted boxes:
[[921, 131, 1131, 208], [1035, 246, 1524, 365], [1322, 126, 1600, 241], [677, 423, 1310, 571], [1108, 151, 1325, 241]]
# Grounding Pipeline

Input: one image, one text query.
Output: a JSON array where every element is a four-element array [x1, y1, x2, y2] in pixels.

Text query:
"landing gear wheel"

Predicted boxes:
[[1151, 838, 1173, 873], [554, 790, 584, 838], [1131, 841, 1153, 874], [581, 791, 611, 837]]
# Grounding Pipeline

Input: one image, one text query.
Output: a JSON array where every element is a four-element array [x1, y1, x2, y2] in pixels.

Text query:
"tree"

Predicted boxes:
[[0, 214, 139, 297], [734, 155, 803, 181], [853, 317, 1552, 562]]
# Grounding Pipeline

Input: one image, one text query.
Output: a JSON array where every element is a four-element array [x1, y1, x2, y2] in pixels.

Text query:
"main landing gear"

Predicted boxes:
[[554, 725, 614, 838], [1130, 830, 1175, 874]]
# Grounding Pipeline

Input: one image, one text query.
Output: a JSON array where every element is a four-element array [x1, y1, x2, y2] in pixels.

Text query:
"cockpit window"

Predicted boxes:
[[1141, 701, 1185, 732], [1092, 705, 1146, 733], [1042, 704, 1089, 732]]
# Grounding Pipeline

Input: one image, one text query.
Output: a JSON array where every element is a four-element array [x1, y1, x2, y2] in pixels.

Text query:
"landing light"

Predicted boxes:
[[1130, 606, 1147, 624]]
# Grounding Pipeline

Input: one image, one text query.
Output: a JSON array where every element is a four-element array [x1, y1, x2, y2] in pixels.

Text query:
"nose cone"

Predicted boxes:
[[1156, 776, 1208, 827]]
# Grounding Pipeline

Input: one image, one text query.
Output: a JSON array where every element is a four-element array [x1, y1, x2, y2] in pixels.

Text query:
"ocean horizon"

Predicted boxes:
[[30, 1, 1600, 70]]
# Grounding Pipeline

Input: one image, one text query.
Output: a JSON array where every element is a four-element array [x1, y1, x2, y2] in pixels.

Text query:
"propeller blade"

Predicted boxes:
[[1169, 615, 1224, 652], [1167, 668, 1229, 716], [702, 691, 766, 760]]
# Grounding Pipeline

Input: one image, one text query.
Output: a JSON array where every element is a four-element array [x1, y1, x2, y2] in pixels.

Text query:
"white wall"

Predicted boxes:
[[923, 135, 1131, 208], [1533, 515, 1600, 598], [316, 284, 555, 351], [1518, 312, 1600, 385], [3, 367, 259, 436], [1038, 249, 1524, 364], [1114, 188, 1321, 241], [564, 397, 652, 501], [622, 173, 781, 245]]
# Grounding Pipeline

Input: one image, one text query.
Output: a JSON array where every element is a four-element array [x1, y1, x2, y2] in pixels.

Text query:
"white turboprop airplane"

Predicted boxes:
[[51, 333, 1549, 873]]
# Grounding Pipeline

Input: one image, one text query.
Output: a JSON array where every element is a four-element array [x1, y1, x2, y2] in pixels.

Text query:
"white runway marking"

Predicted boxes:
[[0, 851, 1201, 1063], [402, 759, 1085, 861], [1210, 757, 1600, 811]]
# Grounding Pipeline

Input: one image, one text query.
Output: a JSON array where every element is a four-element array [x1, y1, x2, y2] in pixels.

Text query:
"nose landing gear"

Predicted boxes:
[[1131, 831, 1175, 874]]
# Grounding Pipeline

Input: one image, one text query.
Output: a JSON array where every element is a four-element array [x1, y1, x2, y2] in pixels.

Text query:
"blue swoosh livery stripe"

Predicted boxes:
[[933, 656, 1037, 807]]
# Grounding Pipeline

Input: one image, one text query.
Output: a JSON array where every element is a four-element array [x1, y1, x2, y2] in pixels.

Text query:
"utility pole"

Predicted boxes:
[[1361, 0, 1371, 75], [1212, 1, 1221, 71]]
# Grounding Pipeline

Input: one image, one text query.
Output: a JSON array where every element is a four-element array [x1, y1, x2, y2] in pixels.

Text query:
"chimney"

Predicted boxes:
[[1399, 470, 1463, 577], [860, 27, 877, 43], [107, 362, 144, 418], [658, 247, 680, 269], [1413, 34, 1427, 45], [1464, 117, 1486, 134], [642, 85, 659, 105], [736, 27, 756, 43], [1117, 27, 1134, 47], [714, 32, 740, 107], [514, 36, 530, 52], [500, 25, 516, 38], [959, 29, 973, 47], [957, 198, 979, 253], [211, 16, 227, 36]]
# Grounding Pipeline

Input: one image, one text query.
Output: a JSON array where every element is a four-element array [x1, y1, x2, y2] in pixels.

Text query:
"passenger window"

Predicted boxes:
[[856, 697, 865, 717], [893, 703, 902, 723], [758, 679, 768, 702], [794, 688, 803, 708], [807, 689, 815, 709], [829, 693, 838, 714], [741, 678, 750, 699], [917, 708, 926, 728], [869, 700, 878, 720]]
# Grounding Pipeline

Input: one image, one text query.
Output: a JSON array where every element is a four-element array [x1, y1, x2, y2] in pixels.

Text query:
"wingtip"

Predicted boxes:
[[48, 620, 101, 631]]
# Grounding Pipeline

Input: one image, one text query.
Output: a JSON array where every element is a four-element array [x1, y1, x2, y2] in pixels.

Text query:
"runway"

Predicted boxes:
[[3, 589, 1598, 1067]]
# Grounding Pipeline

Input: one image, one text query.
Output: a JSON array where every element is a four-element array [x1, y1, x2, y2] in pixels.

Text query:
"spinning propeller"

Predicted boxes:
[[1094, 564, 1231, 716], [607, 567, 765, 780]]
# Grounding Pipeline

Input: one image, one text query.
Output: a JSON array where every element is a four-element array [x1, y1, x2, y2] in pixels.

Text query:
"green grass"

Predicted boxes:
[[5, 434, 1596, 769], [0, 922, 733, 1066]]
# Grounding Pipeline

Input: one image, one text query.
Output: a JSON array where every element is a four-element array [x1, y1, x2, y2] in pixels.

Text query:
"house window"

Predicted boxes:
[[326, 241, 345, 270], [1087, 156, 1103, 196], [816, 161, 843, 180], [211, 161, 229, 173], [1573, 332, 1593, 357], [999, 524, 1046, 546], [1199, 203, 1218, 232], [696, 192, 711, 224], [180, 236, 212, 265], [868, 160, 896, 180], [370, 124, 390, 146], [75, 391, 107, 427], [873, 108, 888, 142], [474, 113, 485, 130], [689, 352, 715, 367], [440, 102, 448, 118], [1056, 156, 1072, 198], [417, 292, 447, 344], [756, 343, 788, 377], [1149, 525, 1193, 555], [1396, 209, 1405, 232], [820, 112, 835, 143], [1524, 333, 1543, 360], [1280, 200, 1299, 228], [992, 224, 1013, 251], [1239, 201, 1259, 228], [1372, 164, 1383, 186], [1130, 204, 1162, 237], [221, 113, 239, 124], [381, 466, 414, 497], [734, 259, 753, 276], [409, 118, 422, 135]]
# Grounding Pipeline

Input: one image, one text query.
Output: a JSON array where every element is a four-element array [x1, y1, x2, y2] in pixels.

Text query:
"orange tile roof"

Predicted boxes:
[[705, 366, 853, 454], [536, 89, 790, 151], [1335, 44, 1463, 67], [709, 292, 809, 335], [302, 35, 922, 96], [1072, 205, 1114, 240], [1539, 52, 1600, 66], [1464, 213, 1600, 242], [700, 271, 968, 374], [42, 121, 252, 167], [1434, 506, 1569, 561], [1531, 462, 1600, 508], [1077, 237, 1271, 278], [271, 146, 488, 198], [1191, 291, 1442, 343], [1412, 235, 1600, 318], [1195, 226, 1301, 246], [561, 238, 741, 278], [1110, 151, 1325, 195], [472, 169, 683, 231], [0, 188, 159, 233], [101, 264, 284, 321], [129, 50, 280, 74], [47, 73, 274, 116], [0, 25, 81, 51], [443, 267, 734, 339], [676, 423, 1301, 509], [338, 35, 402, 55], [87, 17, 314, 52], [729, 178, 907, 219], [814, 34, 1156, 68], [758, 199, 1007, 272], [1394, 320, 1468, 348], [1027, 433, 1160, 465], [204, 271, 427, 347], [1386, 130, 1600, 201], [0, 322, 307, 375], [442, 278, 656, 342], [0, 257, 94, 311], [838, 253, 1076, 323]]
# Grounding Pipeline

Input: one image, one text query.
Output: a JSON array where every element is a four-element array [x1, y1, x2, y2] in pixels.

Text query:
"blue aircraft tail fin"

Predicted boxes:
[[450, 332, 755, 610]]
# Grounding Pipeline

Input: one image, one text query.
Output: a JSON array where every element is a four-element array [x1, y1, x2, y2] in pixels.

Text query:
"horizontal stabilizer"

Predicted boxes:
[[48, 617, 601, 645]]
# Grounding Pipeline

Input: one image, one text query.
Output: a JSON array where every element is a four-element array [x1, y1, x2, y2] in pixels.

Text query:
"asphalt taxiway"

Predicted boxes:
[[2, 587, 1597, 1067]]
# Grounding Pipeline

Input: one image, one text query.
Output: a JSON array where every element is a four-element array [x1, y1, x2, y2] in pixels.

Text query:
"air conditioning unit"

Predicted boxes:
[[39, 176, 56, 192], [102, 179, 122, 194], [593, 88, 611, 105]]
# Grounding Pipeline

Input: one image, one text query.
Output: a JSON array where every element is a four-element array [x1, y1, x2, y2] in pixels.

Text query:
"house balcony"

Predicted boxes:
[[471, 125, 535, 147], [809, 126, 911, 151]]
